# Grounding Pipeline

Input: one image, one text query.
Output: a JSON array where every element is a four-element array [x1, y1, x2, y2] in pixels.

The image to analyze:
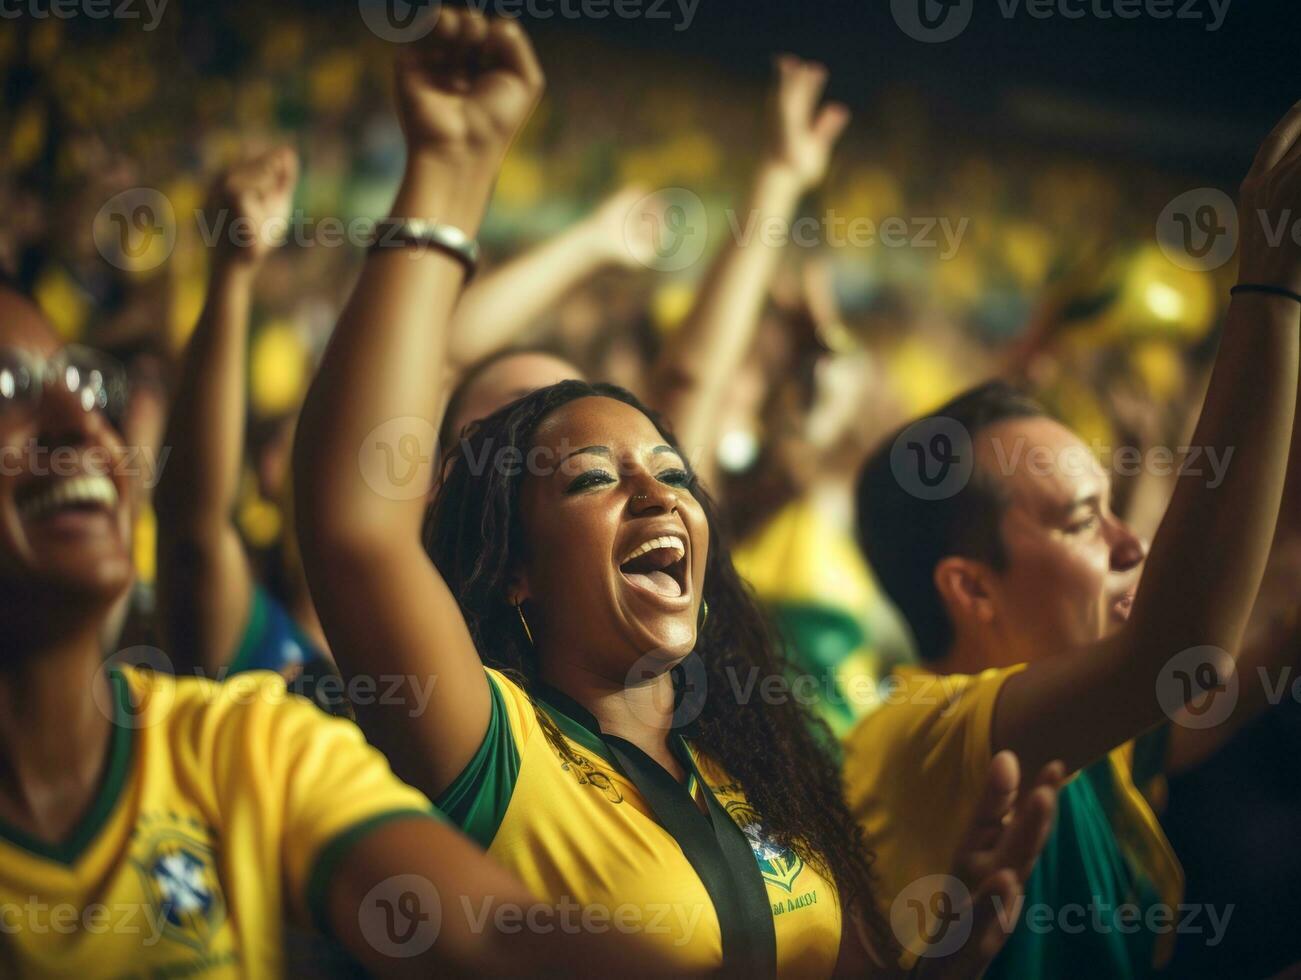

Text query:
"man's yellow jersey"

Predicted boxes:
[[438, 667, 843, 977], [0, 667, 437, 978], [842, 664, 1183, 980]]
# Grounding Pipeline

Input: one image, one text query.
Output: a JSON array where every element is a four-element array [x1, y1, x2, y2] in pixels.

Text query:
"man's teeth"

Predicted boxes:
[[620, 535, 685, 564], [18, 476, 119, 521]]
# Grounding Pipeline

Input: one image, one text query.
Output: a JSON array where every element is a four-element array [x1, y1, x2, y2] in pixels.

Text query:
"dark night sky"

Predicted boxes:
[[530, 0, 1298, 178]]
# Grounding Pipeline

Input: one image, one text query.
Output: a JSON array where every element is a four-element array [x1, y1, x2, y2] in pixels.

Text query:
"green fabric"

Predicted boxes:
[[306, 807, 445, 936], [0, 670, 135, 865], [984, 758, 1160, 980], [435, 674, 522, 848], [229, 585, 272, 675], [768, 601, 867, 742], [1130, 724, 1170, 788]]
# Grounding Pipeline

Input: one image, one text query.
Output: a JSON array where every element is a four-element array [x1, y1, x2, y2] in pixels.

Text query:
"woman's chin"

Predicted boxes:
[[623, 621, 697, 669]]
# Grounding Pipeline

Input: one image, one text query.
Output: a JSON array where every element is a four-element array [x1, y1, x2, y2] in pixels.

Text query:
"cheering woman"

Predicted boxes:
[[294, 10, 1059, 977]]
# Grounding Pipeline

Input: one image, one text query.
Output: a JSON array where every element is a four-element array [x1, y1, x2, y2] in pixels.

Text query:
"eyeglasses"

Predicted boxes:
[[0, 344, 130, 428]]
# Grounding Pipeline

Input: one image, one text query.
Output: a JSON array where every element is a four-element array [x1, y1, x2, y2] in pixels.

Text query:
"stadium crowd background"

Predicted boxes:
[[1, 2, 1297, 976]]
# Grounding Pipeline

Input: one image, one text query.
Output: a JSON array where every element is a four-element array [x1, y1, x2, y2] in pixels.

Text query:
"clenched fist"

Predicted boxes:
[[394, 9, 545, 166], [206, 146, 299, 268], [1238, 99, 1301, 295]]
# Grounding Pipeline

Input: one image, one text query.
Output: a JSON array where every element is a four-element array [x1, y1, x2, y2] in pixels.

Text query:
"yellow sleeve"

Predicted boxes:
[[842, 664, 1025, 926], [204, 673, 438, 930], [873, 665, 1022, 801], [485, 666, 539, 747]]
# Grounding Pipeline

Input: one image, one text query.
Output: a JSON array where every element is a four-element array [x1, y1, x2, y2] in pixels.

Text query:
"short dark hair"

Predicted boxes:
[[854, 381, 1047, 662], [437, 346, 580, 457]]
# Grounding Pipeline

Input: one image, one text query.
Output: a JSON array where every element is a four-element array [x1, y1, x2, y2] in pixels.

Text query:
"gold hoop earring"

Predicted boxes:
[[515, 601, 535, 646], [697, 598, 709, 632]]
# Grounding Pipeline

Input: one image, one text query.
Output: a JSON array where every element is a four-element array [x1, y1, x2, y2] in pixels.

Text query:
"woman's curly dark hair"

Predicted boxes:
[[425, 379, 894, 958]]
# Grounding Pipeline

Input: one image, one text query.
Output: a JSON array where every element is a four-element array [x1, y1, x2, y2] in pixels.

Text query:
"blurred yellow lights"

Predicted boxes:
[[250, 322, 309, 417], [651, 282, 697, 334], [1119, 244, 1216, 341], [1143, 281, 1186, 323], [495, 154, 545, 209], [238, 470, 283, 549]]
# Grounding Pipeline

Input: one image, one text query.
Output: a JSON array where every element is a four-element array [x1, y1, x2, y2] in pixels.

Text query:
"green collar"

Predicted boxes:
[[0, 669, 136, 865], [532, 682, 701, 794], [532, 683, 618, 764]]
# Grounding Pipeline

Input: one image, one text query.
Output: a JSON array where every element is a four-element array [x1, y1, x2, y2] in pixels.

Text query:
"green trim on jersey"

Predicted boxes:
[[229, 585, 272, 675], [534, 689, 613, 763], [438, 672, 709, 848], [306, 807, 445, 936], [435, 675, 522, 848], [1130, 724, 1170, 787], [0, 670, 135, 865]]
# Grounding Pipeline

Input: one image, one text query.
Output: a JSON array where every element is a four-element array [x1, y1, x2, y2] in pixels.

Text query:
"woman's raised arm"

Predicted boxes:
[[293, 10, 544, 797]]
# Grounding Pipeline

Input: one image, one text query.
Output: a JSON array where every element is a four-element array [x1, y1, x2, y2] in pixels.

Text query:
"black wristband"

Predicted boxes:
[[1230, 283, 1301, 306]]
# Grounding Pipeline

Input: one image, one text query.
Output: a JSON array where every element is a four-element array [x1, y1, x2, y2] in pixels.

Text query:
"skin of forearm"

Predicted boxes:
[[446, 215, 612, 368], [294, 155, 498, 549], [1167, 606, 1301, 773], [655, 162, 805, 460], [155, 259, 257, 537], [1123, 293, 1299, 688]]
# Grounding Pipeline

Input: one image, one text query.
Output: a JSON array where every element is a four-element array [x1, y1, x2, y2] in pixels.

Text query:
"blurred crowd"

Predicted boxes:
[[3, 6, 1296, 978], [0, 5, 1233, 648]]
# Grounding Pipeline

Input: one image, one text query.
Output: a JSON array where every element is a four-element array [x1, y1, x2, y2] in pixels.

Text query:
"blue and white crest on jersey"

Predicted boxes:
[[133, 828, 227, 951], [726, 800, 805, 892]]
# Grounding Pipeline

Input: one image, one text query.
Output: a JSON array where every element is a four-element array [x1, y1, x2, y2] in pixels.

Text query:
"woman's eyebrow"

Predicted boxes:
[[651, 445, 680, 457], [559, 445, 610, 463]]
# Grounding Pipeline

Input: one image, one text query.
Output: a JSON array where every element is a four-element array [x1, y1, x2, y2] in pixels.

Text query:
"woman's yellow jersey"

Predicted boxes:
[[437, 667, 843, 977], [0, 667, 436, 979]]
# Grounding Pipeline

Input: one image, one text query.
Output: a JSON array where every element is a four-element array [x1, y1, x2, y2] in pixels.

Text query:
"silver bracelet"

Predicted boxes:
[[369, 218, 481, 278]]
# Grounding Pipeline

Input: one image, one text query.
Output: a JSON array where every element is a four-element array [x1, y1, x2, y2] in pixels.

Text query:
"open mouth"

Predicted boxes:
[[618, 534, 689, 600], [16, 475, 120, 525]]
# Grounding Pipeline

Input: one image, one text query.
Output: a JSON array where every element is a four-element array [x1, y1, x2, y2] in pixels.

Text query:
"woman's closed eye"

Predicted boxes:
[[565, 469, 617, 494], [656, 468, 691, 488]]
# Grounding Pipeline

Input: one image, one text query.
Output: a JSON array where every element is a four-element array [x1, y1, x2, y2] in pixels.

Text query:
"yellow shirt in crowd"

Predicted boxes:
[[843, 664, 1183, 979], [438, 667, 844, 978], [0, 668, 437, 979]]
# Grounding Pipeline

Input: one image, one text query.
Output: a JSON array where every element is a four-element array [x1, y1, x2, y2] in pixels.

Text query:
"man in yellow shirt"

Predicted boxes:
[[845, 122, 1301, 979]]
